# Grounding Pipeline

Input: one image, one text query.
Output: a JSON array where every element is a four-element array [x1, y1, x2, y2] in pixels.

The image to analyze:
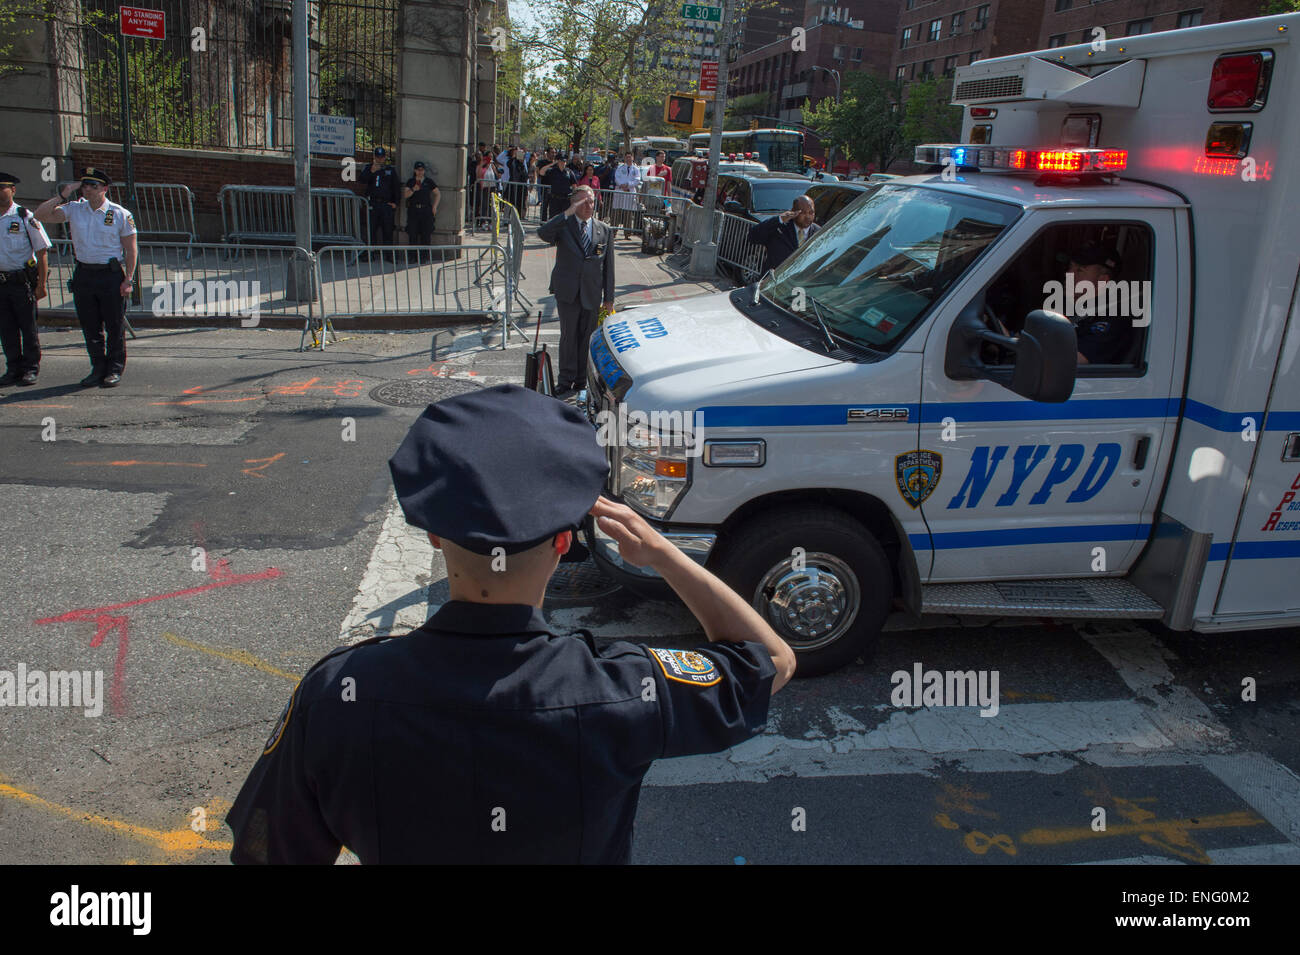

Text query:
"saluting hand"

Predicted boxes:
[[589, 497, 670, 570]]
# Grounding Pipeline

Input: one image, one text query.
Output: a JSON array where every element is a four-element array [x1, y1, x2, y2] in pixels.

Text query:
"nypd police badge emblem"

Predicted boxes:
[[263, 690, 297, 754], [895, 450, 942, 509], [648, 647, 722, 686]]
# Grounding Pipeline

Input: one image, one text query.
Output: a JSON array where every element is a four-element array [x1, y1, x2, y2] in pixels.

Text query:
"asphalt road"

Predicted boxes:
[[1, 323, 1297, 865]]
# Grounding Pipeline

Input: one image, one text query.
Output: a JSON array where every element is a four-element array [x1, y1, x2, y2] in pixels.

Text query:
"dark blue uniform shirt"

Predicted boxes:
[[228, 600, 775, 864]]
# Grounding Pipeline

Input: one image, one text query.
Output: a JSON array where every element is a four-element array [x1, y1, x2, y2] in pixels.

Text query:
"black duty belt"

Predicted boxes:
[[76, 261, 120, 271], [0, 269, 29, 284]]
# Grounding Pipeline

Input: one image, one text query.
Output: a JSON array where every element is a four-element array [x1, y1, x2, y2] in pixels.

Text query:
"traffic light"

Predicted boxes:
[[750, 119, 758, 130], [664, 93, 705, 129]]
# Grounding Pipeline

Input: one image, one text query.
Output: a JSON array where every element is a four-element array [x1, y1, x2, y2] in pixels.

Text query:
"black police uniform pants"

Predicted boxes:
[[407, 207, 433, 246], [0, 280, 40, 374], [556, 297, 598, 390], [71, 267, 126, 375], [547, 193, 571, 220], [369, 204, 395, 245]]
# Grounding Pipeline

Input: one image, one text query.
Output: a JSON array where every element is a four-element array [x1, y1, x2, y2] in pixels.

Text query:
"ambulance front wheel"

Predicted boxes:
[[713, 507, 892, 677]]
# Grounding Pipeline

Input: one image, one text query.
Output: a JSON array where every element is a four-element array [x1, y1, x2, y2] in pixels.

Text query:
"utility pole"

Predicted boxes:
[[688, 0, 734, 278], [289, 0, 313, 300]]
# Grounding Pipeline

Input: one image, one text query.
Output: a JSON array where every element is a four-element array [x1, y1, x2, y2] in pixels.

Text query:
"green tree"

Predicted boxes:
[[0, 0, 55, 81], [900, 76, 963, 150], [725, 92, 768, 126], [1261, 0, 1299, 13], [803, 71, 908, 173]]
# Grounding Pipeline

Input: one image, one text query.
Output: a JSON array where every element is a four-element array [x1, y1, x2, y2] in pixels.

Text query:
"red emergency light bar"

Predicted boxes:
[[915, 144, 1127, 175]]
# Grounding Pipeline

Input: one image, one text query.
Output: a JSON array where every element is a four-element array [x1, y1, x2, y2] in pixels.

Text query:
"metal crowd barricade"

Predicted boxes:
[[50, 183, 198, 256], [219, 185, 368, 247], [494, 196, 534, 320], [42, 239, 315, 332], [314, 244, 516, 348], [716, 210, 766, 283], [593, 186, 644, 236]]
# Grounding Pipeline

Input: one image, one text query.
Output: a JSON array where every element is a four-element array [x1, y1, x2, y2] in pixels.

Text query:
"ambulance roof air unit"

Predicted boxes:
[[951, 57, 1147, 109]]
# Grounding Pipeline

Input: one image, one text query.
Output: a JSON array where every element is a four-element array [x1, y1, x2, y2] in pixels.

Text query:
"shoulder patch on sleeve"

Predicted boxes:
[[648, 647, 722, 687], [263, 689, 296, 754]]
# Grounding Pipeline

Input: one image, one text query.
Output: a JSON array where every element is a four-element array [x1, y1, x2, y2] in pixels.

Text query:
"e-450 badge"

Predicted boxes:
[[896, 450, 942, 509]]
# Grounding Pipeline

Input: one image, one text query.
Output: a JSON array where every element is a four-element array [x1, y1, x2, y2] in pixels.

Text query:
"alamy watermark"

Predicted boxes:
[[891, 662, 1000, 717], [1042, 276, 1152, 327], [150, 273, 263, 326], [0, 665, 103, 717], [592, 403, 706, 458]]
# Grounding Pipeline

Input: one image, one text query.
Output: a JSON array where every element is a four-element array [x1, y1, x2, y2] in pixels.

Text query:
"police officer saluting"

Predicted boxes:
[[35, 168, 136, 388], [360, 145, 398, 248], [227, 384, 795, 864], [402, 161, 438, 246], [0, 172, 52, 387]]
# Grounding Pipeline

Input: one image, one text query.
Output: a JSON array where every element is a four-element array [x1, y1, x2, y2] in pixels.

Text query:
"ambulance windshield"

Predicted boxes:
[[764, 185, 1019, 350]]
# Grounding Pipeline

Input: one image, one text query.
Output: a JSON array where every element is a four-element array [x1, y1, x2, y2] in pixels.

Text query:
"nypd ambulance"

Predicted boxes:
[[585, 13, 1300, 675]]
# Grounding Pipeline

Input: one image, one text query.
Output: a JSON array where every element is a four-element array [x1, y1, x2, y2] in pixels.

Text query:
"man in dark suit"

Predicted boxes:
[[747, 194, 819, 274], [537, 185, 615, 398]]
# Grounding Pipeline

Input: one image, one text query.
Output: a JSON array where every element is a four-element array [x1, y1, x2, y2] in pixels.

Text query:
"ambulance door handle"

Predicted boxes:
[[1133, 435, 1150, 470]]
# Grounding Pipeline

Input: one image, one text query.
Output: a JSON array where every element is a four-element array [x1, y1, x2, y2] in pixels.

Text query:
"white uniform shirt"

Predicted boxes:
[[63, 197, 137, 264], [497, 150, 511, 183], [0, 201, 52, 272], [614, 163, 642, 191]]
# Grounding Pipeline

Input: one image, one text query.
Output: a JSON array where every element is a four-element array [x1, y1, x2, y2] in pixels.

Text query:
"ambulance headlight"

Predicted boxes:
[[619, 423, 690, 519]]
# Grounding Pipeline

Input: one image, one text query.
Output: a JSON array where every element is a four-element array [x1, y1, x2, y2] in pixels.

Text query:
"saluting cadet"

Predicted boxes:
[[359, 145, 399, 247], [0, 172, 51, 387], [402, 161, 439, 246], [34, 168, 136, 388], [227, 384, 795, 864]]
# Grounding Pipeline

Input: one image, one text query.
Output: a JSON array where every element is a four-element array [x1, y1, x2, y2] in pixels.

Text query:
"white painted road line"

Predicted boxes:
[[339, 491, 435, 643]]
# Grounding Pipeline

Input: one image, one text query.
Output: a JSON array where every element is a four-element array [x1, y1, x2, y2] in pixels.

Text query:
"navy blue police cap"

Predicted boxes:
[[0, 172, 19, 187], [388, 384, 609, 555], [80, 167, 111, 185]]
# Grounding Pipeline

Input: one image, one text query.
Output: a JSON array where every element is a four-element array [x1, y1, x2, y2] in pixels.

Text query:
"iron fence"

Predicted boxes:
[[60, 0, 396, 152]]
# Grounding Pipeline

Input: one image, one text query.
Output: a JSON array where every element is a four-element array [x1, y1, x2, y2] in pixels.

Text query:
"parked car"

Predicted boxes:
[[805, 180, 874, 226], [669, 156, 768, 200], [713, 170, 815, 283]]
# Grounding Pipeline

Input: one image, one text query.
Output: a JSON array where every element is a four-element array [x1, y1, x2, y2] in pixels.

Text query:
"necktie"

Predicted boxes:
[[581, 221, 592, 255]]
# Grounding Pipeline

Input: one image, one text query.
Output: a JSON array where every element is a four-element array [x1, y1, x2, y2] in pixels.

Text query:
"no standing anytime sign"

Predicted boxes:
[[119, 6, 165, 39]]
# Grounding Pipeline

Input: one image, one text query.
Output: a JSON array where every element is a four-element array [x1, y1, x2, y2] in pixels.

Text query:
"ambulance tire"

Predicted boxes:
[[713, 507, 891, 677]]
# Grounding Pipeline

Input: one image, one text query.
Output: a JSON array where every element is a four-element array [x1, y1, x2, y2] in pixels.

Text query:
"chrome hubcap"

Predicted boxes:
[[754, 552, 859, 651]]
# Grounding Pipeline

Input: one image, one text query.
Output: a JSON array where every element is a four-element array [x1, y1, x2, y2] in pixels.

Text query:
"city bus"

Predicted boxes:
[[687, 128, 804, 173], [631, 136, 689, 164]]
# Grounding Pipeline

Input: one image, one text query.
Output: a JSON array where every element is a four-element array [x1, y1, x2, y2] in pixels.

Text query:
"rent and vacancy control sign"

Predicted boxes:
[[120, 6, 165, 39]]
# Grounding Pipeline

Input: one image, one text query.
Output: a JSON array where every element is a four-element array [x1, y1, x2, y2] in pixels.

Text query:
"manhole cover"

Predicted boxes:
[[545, 560, 621, 606], [369, 378, 480, 407]]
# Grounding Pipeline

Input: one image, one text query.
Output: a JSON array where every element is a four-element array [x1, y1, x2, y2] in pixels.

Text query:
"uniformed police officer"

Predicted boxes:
[[359, 145, 398, 248], [227, 384, 795, 864], [34, 168, 137, 388], [402, 161, 439, 246], [0, 172, 52, 387]]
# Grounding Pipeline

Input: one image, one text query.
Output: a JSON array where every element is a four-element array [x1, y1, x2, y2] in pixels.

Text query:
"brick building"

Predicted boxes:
[[728, 0, 902, 128], [891, 0, 1044, 82], [1036, 0, 1264, 50], [736, 0, 806, 54]]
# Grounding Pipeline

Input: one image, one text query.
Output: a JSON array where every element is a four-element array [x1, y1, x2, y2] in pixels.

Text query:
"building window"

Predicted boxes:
[[853, 47, 863, 61], [896, 65, 906, 81], [950, 11, 963, 35], [901, 26, 912, 48], [969, 50, 981, 64], [833, 45, 845, 59], [1048, 34, 1067, 47], [943, 55, 958, 76], [1054, 0, 1071, 11], [920, 59, 934, 78], [906, 0, 915, 7], [975, 5, 989, 28], [1177, 9, 1203, 28], [1126, 19, 1154, 35], [929, 18, 941, 41]]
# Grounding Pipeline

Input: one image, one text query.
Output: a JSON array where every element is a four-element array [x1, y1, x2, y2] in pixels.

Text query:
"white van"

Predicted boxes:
[[585, 13, 1300, 675]]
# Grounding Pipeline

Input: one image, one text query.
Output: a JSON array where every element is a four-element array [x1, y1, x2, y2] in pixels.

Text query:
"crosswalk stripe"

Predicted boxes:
[[338, 492, 434, 642]]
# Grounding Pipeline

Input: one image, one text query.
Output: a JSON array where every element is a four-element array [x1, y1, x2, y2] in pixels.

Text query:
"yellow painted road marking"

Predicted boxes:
[[1019, 810, 1266, 864], [162, 631, 299, 682], [0, 783, 232, 857]]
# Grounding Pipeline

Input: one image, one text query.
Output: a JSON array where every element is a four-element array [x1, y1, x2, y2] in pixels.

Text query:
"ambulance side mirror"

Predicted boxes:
[[945, 305, 1076, 403]]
